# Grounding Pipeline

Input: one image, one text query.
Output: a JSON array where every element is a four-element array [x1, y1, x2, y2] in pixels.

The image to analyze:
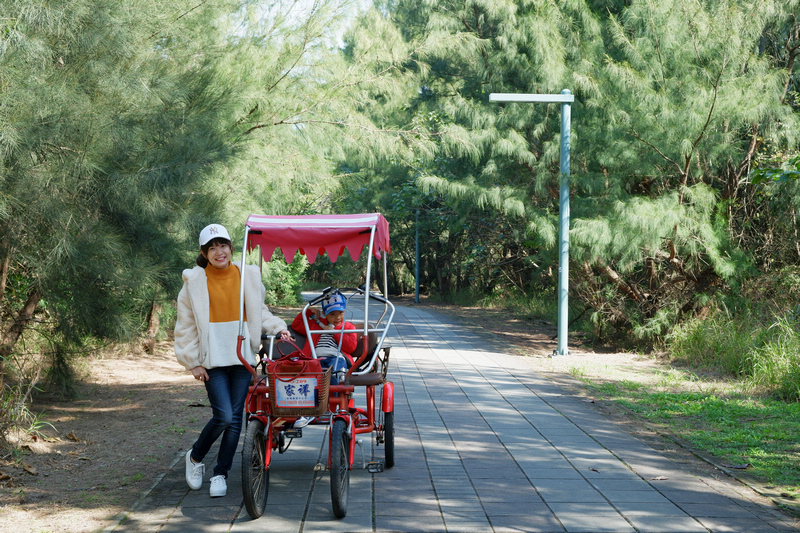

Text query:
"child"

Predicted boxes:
[[291, 290, 358, 382], [290, 291, 357, 427]]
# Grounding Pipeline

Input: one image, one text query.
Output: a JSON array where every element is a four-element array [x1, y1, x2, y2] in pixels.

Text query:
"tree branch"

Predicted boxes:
[[0, 288, 42, 392], [679, 55, 727, 203]]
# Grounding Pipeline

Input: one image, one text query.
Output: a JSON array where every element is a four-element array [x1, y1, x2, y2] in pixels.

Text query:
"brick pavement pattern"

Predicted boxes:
[[109, 305, 800, 532]]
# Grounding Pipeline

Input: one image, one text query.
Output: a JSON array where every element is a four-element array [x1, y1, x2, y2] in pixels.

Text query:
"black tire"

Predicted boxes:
[[382, 410, 395, 468], [242, 419, 269, 519], [330, 418, 350, 518]]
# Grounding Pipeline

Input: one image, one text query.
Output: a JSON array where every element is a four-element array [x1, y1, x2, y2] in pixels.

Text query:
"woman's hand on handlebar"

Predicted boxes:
[[191, 366, 209, 382], [278, 329, 292, 341]]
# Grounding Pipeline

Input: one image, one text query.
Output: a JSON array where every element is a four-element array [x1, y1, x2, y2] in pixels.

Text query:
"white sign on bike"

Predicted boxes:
[[275, 377, 318, 408]]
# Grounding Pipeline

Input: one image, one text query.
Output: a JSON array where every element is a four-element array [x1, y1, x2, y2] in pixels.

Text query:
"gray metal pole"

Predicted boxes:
[[489, 90, 574, 356], [415, 207, 420, 303], [556, 90, 571, 356]]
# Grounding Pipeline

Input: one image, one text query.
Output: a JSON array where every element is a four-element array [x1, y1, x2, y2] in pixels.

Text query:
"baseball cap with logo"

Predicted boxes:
[[198, 224, 231, 246], [321, 291, 347, 316]]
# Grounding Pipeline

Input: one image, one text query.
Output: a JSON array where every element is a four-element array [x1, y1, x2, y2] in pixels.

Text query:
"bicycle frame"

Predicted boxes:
[[234, 213, 396, 520]]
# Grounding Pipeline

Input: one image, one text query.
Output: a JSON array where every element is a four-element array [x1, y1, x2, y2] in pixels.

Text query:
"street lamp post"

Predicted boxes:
[[489, 89, 574, 356], [415, 207, 420, 303]]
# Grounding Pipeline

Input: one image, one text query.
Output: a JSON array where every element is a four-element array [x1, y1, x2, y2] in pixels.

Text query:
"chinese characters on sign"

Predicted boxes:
[[275, 376, 318, 408]]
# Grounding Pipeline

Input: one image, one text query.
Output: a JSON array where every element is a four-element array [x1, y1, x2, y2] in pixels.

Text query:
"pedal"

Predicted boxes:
[[366, 461, 384, 473], [284, 428, 302, 439]]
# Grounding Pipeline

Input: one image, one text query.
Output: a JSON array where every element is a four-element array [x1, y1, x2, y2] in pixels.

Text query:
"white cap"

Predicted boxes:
[[198, 224, 231, 246]]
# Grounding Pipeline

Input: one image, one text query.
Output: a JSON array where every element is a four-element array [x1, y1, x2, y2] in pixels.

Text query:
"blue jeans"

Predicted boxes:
[[320, 354, 349, 385], [191, 365, 252, 478]]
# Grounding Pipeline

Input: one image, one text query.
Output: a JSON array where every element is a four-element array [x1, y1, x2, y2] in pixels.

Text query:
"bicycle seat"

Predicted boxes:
[[344, 372, 383, 386]]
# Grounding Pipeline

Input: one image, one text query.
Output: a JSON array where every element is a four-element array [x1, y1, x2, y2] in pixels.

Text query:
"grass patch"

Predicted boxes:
[[568, 366, 588, 381], [165, 424, 187, 435], [121, 472, 146, 485], [646, 302, 800, 496], [667, 305, 800, 399], [586, 379, 800, 498]]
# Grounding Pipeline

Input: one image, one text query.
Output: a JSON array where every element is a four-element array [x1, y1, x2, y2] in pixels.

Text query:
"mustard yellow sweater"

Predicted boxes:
[[174, 262, 287, 370]]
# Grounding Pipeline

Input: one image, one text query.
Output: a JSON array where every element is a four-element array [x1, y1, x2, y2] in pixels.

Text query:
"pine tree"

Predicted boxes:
[[338, 0, 800, 344], [336, 0, 602, 296], [0, 0, 400, 405], [570, 0, 799, 341], [0, 0, 254, 395]]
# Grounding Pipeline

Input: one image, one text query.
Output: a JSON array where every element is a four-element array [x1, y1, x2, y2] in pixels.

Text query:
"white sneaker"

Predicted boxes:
[[294, 416, 311, 429], [209, 475, 227, 497], [185, 450, 204, 490]]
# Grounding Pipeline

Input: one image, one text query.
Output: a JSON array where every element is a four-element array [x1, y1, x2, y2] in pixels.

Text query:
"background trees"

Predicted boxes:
[[4, 0, 800, 438], [0, 0, 385, 432], [338, 0, 800, 346], [1, 0, 239, 401]]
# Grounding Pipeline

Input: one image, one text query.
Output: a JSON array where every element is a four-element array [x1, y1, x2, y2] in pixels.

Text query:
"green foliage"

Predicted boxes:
[[471, 287, 558, 324], [0, 327, 54, 446], [332, 0, 800, 350], [569, 0, 796, 343], [750, 154, 800, 184], [0, 0, 376, 438], [666, 288, 800, 401], [336, 0, 595, 297], [0, 384, 55, 448], [4, 0, 800, 448], [305, 250, 374, 291], [747, 316, 800, 401], [666, 313, 759, 376], [0, 0, 241, 346], [259, 255, 306, 307], [44, 341, 80, 400], [158, 302, 178, 340]]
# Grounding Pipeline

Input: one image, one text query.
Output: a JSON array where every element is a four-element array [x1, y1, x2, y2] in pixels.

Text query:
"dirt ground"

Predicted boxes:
[[0, 297, 787, 532]]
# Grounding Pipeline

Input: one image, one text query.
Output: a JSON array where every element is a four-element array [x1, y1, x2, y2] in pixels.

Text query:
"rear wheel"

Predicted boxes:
[[242, 419, 269, 518], [330, 418, 350, 518], [382, 410, 395, 468]]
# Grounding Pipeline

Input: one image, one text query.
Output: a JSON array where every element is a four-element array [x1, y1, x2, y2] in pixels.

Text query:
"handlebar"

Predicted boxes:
[[308, 286, 388, 306], [308, 286, 362, 306], [259, 334, 276, 361]]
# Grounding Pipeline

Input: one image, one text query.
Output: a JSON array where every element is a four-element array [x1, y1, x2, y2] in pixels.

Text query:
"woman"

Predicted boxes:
[[174, 223, 290, 498]]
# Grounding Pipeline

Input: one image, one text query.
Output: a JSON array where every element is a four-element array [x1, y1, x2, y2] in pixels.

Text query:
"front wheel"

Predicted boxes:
[[330, 418, 350, 518], [242, 419, 269, 519]]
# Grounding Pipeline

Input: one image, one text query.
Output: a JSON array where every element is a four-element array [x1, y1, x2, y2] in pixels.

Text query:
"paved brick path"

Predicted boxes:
[[108, 305, 800, 532]]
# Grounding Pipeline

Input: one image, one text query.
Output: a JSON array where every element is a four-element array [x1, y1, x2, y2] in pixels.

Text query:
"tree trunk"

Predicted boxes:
[[601, 264, 641, 302], [143, 300, 162, 354], [0, 288, 42, 392], [0, 238, 9, 307]]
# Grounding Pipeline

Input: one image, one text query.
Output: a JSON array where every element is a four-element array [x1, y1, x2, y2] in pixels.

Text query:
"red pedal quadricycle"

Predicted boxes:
[[234, 213, 395, 519]]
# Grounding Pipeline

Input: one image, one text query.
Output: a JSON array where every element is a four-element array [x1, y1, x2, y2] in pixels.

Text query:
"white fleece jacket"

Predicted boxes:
[[173, 262, 287, 370]]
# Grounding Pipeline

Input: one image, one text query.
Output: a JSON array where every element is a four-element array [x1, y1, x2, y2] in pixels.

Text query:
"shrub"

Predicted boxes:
[[260, 254, 306, 306], [747, 316, 800, 400], [666, 314, 758, 376], [667, 303, 800, 401], [0, 330, 53, 448]]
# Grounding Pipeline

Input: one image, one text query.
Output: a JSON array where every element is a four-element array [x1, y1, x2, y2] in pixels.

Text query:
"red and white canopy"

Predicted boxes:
[[245, 213, 390, 264]]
